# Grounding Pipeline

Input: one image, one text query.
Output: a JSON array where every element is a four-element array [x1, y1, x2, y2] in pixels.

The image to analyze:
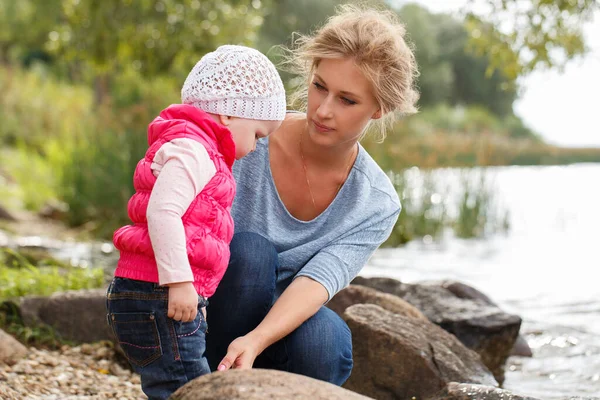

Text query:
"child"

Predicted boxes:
[[106, 45, 286, 400]]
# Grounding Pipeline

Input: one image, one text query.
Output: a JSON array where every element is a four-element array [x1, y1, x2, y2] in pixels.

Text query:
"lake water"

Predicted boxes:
[[362, 163, 600, 399]]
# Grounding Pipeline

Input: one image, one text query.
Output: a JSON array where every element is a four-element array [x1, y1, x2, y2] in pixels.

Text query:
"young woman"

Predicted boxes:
[[205, 4, 419, 385]]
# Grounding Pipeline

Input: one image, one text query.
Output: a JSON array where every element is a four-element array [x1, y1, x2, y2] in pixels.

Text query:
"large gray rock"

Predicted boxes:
[[170, 369, 373, 400], [438, 280, 533, 357], [352, 276, 520, 385], [427, 382, 541, 400], [328, 285, 427, 320], [343, 304, 497, 400], [38, 289, 112, 343], [6, 289, 112, 343], [0, 328, 28, 365], [5, 295, 48, 327]]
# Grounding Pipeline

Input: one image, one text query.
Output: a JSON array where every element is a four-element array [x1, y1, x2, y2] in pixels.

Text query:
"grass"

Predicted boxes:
[[0, 247, 104, 301], [384, 168, 509, 246]]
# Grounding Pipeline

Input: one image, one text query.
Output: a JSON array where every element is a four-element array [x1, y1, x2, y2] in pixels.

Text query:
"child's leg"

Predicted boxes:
[[106, 278, 210, 400]]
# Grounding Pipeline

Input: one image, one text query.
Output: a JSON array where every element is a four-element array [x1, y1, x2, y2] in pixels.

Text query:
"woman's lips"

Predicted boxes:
[[313, 120, 334, 133]]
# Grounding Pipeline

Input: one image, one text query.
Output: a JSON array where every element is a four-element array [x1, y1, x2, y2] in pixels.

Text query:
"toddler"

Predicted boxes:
[[106, 45, 286, 400]]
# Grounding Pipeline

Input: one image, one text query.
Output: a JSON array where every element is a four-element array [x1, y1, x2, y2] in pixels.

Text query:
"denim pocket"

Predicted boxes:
[[173, 312, 207, 338], [172, 297, 208, 338], [109, 312, 162, 367]]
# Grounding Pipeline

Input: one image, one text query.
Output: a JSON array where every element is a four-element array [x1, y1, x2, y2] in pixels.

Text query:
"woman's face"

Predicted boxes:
[[306, 57, 381, 148]]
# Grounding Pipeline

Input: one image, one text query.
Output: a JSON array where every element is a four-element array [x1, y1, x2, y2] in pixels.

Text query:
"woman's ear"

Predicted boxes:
[[372, 109, 382, 120]]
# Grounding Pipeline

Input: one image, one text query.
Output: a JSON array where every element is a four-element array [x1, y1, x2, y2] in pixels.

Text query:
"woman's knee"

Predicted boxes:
[[224, 232, 278, 286], [287, 307, 353, 385]]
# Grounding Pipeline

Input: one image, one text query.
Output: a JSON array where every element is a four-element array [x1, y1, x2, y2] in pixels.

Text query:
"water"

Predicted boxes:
[[362, 163, 600, 399]]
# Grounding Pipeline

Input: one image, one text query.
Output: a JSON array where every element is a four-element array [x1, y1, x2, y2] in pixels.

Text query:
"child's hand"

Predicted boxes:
[[167, 282, 198, 322]]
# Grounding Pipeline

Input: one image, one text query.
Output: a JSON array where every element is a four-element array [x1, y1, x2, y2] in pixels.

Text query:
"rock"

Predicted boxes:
[[0, 205, 16, 221], [38, 200, 69, 221], [171, 369, 373, 400], [438, 280, 533, 358], [4, 289, 113, 344], [342, 304, 496, 400], [352, 277, 520, 385], [427, 382, 541, 400], [328, 285, 427, 320], [2, 295, 48, 327], [511, 335, 533, 357], [0, 329, 28, 365], [37, 289, 112, 343], [437, 280, 495, 304]]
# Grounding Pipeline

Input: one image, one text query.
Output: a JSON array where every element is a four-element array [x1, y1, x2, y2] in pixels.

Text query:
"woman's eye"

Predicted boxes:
[[312, 82, 326, 91], [341, 97, 357, 105]]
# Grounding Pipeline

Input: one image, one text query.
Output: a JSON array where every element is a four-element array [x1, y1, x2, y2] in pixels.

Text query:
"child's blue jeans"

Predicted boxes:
[[106, 277, 210, 400]]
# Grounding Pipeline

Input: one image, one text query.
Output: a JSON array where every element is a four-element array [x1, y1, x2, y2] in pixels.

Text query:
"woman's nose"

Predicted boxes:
[[316, 96, 334, 119]]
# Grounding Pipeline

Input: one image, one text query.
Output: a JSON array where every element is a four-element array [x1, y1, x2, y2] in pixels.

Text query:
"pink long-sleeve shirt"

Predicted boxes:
[[147, 138, 216, 285]]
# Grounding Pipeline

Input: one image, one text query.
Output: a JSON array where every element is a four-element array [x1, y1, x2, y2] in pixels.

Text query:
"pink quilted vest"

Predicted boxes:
[[113, 104, 236, 298]]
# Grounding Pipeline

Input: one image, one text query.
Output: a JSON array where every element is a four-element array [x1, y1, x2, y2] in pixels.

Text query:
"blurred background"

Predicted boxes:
[[0, 1, 599, 398]]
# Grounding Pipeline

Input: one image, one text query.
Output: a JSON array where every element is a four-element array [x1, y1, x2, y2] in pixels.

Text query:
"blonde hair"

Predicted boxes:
[[282, 3, 419, 141]]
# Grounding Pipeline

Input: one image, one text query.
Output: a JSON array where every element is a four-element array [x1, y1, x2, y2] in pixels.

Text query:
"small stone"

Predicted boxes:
[[80, 344, 94, 355], [94, 346, 112, 359]]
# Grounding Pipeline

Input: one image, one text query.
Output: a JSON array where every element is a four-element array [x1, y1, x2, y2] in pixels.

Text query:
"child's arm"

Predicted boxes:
[[147, 138, 216, 321]]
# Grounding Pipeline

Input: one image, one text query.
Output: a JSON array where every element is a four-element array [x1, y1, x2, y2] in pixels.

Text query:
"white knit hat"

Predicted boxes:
[[181, 45, 287, 121]]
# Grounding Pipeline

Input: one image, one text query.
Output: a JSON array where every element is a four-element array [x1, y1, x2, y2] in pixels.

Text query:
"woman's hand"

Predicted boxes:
[[217, 277, 327, 372], [217, 333, 263, 371], [167, 281, 198, 322]]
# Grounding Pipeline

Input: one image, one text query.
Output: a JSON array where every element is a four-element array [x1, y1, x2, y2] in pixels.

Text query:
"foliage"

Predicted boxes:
[[1, 0, 269, 103], [384, 168, 509, 246], [453, 172, 509, 238], [398, 4, 518, 116], [0, 65, 93, 150], [257, 0, 345, 51], [0, 0, 62, 63], [52, 0, 266, 77], [1, 146, 58, 211], [463, 0, 600, 78], [0, 247, 104, 300], [1, 0, 599, 244], [53, 104, 149, 235], [387, 171, 448, 245]]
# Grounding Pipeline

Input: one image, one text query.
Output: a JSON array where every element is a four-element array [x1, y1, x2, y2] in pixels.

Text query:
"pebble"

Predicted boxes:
[[0, 342, 145, 399]]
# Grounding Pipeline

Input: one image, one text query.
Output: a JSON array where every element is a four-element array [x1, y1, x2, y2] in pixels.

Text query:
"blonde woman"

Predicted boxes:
[[206, 4, 419, 385]]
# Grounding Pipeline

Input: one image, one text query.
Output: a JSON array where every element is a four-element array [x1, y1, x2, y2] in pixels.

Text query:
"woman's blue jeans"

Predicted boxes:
[[205, 232, 353, 386]]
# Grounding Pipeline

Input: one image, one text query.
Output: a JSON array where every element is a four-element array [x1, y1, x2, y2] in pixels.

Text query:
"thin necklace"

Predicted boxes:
[[299, 129, 356, 212]]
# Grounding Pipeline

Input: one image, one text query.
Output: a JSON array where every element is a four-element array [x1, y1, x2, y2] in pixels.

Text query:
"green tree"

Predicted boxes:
[[398, 4, 517, 116], [257, 0, 346, 51], [49, 0, 269, 102], [398, 4, 454, 106], [465, 0, 600, 78], [0, 0, 62, 63], [436, 12, 518, 116]]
